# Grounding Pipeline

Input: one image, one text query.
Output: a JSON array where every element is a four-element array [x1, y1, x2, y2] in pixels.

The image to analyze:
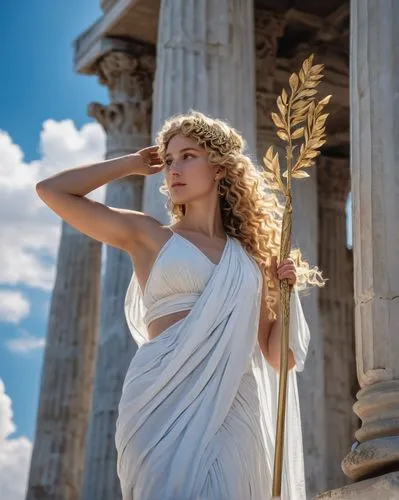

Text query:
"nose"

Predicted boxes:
[[169, 159, 182, 174]]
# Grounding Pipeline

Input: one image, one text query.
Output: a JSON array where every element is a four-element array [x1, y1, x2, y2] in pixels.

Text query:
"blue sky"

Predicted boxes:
[[0, 2, 353, 497], [0, 0, 106, 431], [0, 2, 107, 497], [1, 1, 107, 163]]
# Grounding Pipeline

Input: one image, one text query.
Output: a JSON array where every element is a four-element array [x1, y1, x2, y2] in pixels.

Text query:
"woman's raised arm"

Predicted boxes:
[[36, 146, 164, 253]]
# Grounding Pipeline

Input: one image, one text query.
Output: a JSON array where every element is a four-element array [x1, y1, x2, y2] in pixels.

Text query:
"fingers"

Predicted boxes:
[[143, 145, 159, 154], [276, 258, 296, 284], [148, 149, 162, 168]]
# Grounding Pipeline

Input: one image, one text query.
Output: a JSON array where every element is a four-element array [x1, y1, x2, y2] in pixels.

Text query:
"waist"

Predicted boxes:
[[143, 292, 200, 327]]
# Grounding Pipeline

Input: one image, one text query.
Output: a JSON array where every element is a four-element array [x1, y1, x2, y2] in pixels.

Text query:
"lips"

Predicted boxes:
[[172, 183, 186, 187]]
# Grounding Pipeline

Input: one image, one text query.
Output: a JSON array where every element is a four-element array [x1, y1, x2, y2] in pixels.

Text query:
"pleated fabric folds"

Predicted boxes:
[[117, 235, 310, 499]]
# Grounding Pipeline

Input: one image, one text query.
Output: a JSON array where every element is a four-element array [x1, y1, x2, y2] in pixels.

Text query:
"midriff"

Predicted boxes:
[[147, 309, 191, 340]]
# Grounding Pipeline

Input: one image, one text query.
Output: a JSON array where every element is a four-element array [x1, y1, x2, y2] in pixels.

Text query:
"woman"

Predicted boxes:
[[37, 111, 324, 499]]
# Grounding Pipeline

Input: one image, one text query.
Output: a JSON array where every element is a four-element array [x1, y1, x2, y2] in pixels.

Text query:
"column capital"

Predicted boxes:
[[89, 43, 155, 157], [96, 48, 155, 101]]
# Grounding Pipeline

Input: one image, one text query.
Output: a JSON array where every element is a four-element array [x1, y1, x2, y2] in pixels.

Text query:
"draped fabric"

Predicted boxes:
[[116, 235, 310, 499]]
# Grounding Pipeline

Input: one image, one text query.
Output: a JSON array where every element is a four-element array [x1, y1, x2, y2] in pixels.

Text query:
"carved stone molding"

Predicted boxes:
[[89, 47, 155, 155], [255, 10, 285, 93], [97, 50, 155, 102], [88, 100, 151, 148], [255, 10, 286, 142]]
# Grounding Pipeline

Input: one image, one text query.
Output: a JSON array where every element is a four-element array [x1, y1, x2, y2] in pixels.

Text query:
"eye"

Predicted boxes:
[[165, 158, 173, 166], [183, 152, 194, 160]]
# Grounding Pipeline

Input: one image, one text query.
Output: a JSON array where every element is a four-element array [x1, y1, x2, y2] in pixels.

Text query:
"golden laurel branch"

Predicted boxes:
[[266, 53, 331, 499]]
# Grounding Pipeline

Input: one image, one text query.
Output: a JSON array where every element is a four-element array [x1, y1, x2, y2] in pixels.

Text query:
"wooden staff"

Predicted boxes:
[[261, 54, 331, 499]]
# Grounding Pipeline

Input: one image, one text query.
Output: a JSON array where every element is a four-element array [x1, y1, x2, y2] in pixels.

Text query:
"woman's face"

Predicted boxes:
[[164, 134, 218, 205]]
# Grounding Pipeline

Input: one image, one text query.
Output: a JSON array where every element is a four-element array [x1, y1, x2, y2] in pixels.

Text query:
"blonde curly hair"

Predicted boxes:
[[156, 111, 325, 320]]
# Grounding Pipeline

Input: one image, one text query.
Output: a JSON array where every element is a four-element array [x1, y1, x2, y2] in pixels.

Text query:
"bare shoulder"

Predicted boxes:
[[124, 212, 173, 267]]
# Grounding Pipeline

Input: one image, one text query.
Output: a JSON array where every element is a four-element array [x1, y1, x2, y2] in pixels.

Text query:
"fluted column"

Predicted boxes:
[[143, 0, 256, 222], [26, 224, 102, 500], [318, 1, 399, 497], [318, 156, 357, 489], [344, 0, 399, 481], [81, 43, 155, 500]]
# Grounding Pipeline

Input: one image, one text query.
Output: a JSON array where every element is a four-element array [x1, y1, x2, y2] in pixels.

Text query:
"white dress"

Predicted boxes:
[[115, 230, 311, 499]]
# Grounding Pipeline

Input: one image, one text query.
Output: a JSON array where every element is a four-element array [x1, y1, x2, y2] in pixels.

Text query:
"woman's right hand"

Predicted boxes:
[[133, 145, 164, 176]]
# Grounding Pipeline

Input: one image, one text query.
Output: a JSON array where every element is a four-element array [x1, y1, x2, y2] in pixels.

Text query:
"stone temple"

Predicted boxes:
[[25, 1, 399, 499]]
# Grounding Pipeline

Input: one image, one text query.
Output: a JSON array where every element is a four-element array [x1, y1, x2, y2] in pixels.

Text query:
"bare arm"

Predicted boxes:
[[258, 279, 295, 372], [36, 146, 164, 253]]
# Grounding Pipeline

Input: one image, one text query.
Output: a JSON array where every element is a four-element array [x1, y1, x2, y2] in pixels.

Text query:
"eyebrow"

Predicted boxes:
[[165, 147, 200, 157]]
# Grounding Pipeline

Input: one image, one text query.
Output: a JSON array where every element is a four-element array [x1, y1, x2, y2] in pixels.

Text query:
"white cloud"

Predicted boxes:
[[5, 330, 45, 354], [0, 378, 32, 500], [0, 120, 106, 293], [0, 290, 30, 324]]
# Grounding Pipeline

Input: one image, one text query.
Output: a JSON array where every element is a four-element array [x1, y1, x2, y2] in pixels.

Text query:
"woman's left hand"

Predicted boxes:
[[277, 258, 297, 287]]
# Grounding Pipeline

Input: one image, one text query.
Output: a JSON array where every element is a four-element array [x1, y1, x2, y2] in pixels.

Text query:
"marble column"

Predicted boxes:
[[318, 1, 399, 497], [26, 225, 101, 500], [80, 44, 155, 500], [143, 0, 256, 222], [318, 156, 357, 490]]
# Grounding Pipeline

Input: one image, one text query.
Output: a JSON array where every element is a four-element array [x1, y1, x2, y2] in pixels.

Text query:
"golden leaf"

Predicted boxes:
[[291, 102, 313, 117], [302, 79, 320, 89], [297, 89, 318, 99], [263, 146, 275, 171], [277, 130, 289, 142], [289, 73, 299, 93], [302, 54, 314, 73], [272, 153, 280, 176], [291, 127, 305, 139], [315, 113, 329, 128], [271, 112, 286, 129], [277, 96, 287, 117], [262, 54, 331, 199], [305, 150, 320, 159], [291, 116, 306, 127], [291, 99, 308, 110], [310, 64, 324, 75], [296, 159, 314, 169], [319, 95, 332, 106], [292, 170, 310, 178]]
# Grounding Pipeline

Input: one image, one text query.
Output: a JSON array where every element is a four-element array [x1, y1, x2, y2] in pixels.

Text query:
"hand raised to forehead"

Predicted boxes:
[[135, 145, 164, 176]]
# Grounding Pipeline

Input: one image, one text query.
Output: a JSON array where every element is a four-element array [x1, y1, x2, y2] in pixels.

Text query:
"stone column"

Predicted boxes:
[[318, 1, 399, 497], [318, 156, 358, 490], [143, 0, 256, 222], [290, 166, 326, 498], [26, 225, 101, 500], [81, 43, 155, 500]]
